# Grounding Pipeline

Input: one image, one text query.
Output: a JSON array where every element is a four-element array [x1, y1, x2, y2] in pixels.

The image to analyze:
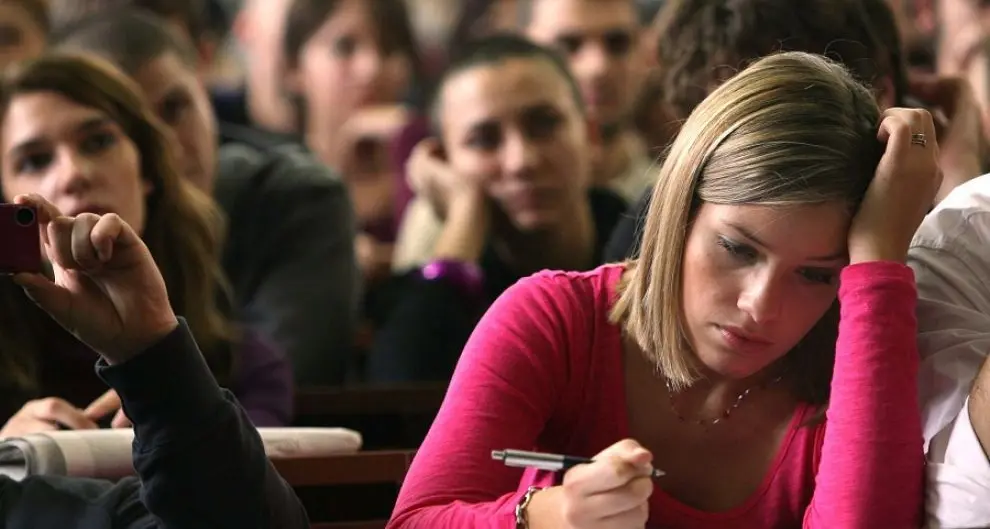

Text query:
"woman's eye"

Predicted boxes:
[[160, 95, 189, 124], [81, 132, 116, 154], [332, 36, 357, 57], [467, 125, 501, 151], [717, 236, 757, 261], [800, 268, 837, 286], [15, 152, 52, 174]]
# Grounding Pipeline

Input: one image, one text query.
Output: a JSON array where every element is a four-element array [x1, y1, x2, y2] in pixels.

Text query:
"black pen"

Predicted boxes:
[[491, 449, 665, 478]]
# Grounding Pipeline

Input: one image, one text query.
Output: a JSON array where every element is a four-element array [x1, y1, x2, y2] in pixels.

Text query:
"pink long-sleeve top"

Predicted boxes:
[[388, 262, 924, 529]]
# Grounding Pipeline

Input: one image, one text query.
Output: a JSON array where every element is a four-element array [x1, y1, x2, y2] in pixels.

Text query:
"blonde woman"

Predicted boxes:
[[388, 51, 937, 528]]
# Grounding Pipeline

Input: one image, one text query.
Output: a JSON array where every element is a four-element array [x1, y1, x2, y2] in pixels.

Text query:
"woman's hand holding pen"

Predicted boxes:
[[526, 439, 654, 528]]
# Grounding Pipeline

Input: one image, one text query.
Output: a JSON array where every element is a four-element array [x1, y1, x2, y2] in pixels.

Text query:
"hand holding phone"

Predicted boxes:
[[10, 193, 178, 365], [0, 203, 41, 275]]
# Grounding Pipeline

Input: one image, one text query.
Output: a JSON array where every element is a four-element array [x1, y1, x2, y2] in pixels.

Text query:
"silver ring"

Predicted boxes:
[[910, 133, 927, 147]]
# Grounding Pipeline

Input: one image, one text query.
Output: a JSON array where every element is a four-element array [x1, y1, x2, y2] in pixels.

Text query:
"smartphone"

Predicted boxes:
[[0, 204, 41, 274]]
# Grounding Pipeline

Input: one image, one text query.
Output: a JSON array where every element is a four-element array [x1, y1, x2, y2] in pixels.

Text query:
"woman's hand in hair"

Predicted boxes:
[[848, 108, 942, 264], [0, 398, 99, 438], [9, 194, 178, 366], [525, 439, 654, 529]]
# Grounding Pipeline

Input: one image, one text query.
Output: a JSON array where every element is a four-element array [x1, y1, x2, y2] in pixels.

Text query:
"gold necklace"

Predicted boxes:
[[664, 374, 784, 427]]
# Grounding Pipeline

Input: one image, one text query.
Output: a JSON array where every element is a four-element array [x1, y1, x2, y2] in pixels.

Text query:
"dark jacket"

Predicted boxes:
[[2, 323, 293, 428], [214, 125, 361, 385], [0, 319, 309, 529], [368, 189, 629, 382], [604, 186, 652, 262]]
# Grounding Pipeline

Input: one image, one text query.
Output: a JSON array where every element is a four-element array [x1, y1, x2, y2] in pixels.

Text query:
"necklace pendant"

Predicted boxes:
[[664, 372, 785, 428]]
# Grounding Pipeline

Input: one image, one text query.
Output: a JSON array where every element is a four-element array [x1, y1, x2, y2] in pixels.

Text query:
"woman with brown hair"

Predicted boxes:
[[0, 53, 292, 435], [388, 51, 936, 528], [282, 0, 420, 282]]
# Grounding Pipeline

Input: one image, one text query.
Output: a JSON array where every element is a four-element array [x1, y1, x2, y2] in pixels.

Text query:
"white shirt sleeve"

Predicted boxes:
[[909, 183, 990, 527], [926, 398, 990, 528], [911, 245, 990, 449]]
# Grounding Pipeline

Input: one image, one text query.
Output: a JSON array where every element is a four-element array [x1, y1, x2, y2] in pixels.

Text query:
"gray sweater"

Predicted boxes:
[[214, 139, 360, 386]]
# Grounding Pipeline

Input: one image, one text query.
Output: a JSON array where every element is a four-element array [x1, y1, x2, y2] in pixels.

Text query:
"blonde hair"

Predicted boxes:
[[610, 51, 883, 406]]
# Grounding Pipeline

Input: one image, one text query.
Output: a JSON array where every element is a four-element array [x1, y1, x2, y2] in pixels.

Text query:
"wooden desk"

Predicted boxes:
[[273, 450, 415, 528], [293, 385, 447, 449], [310, 523, 385, 529], [274, 451, 414, 486]]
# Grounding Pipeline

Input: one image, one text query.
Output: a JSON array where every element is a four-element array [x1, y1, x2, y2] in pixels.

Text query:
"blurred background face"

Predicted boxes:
[[0, 3, 45, 73], [937, 0, 990, 74], [289, 0, 412, 145], [439, 57, 590, 232], [131, 52, 219, 192], [886, 0, 935, 59], [488, 0, 521, 33], [0, 92, 150, 234], [525, 0, 643, 127]]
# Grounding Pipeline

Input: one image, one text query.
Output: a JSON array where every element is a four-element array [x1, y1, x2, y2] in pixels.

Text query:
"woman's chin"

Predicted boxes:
[[695, 350, 773, 381], [508, 210, 560, 233]]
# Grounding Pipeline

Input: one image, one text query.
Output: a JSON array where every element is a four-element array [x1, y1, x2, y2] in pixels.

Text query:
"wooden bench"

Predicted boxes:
[[273, 450, 415, 529], [293, 385, 447, 449]]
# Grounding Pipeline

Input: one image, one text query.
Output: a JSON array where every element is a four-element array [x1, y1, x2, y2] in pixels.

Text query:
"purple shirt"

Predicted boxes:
[[28, 325, 293, 427]]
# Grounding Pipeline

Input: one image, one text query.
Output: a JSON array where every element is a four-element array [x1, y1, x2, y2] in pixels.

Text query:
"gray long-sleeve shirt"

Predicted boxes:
[[215, 139, 361, 385]]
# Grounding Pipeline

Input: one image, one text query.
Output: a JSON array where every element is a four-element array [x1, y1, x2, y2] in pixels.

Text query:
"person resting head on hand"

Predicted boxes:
[[0, 53, 292, 438], [282, 0, 419, 281], [387, 51, 938, 529], [370, 35, 628, 383]]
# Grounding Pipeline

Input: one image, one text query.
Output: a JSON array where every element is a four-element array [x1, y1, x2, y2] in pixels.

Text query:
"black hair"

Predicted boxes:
[[516, 0, 639, 29], [49, 0, 208, 44], [281, 0, 421, 136], [51, 8, 199, 76], [429, 33, 585, 134], [655, 0, 908, 120], [281, 0, 419, 70]]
